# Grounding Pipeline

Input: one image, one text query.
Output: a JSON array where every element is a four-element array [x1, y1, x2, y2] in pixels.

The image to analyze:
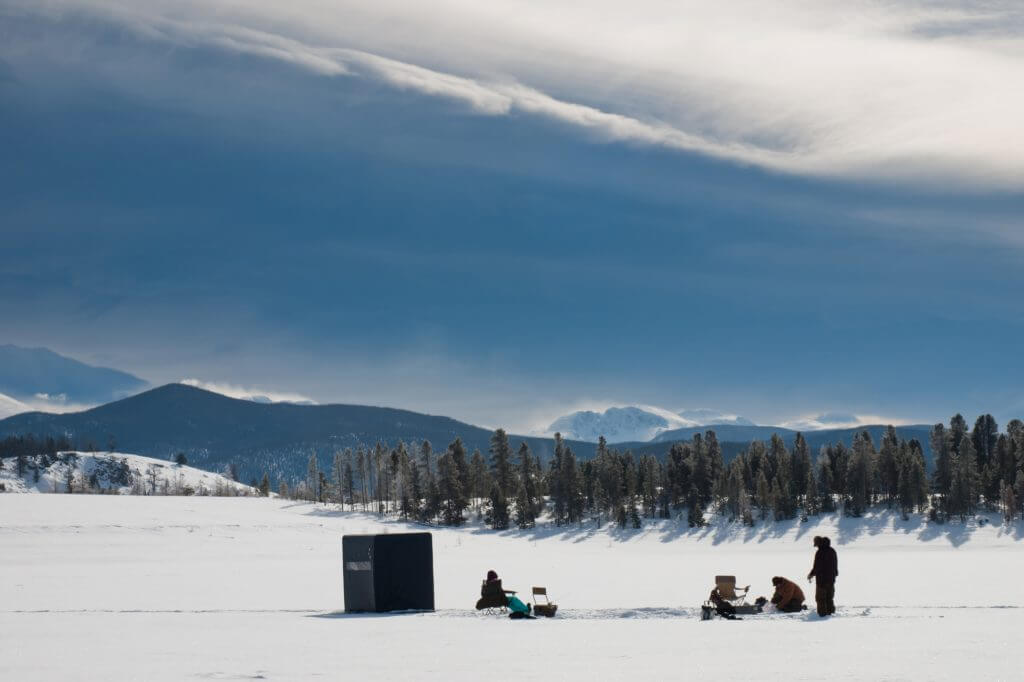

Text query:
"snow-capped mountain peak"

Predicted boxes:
[[547, 405, 755, 443]]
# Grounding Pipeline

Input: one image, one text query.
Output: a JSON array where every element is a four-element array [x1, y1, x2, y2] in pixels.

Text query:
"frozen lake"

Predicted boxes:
[[2, 496, 1022, 680]]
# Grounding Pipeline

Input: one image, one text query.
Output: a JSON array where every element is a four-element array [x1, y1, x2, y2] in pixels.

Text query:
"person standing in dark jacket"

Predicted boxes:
[[808, 536, 838, 616]]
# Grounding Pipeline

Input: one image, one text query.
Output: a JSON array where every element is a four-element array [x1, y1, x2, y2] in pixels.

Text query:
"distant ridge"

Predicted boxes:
[[0, 344, 147, 405], [0, 384, 600, 483]]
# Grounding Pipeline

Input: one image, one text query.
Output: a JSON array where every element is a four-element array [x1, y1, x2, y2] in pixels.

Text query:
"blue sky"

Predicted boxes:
[[2, 1, 1023, 432]]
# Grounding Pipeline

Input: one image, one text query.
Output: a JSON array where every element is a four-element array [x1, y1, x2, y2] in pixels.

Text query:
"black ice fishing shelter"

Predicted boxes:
[[342, 532, 435, 612]]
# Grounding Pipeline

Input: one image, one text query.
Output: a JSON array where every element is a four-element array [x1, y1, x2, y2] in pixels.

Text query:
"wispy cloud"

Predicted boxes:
[[779, 413, 914, 431], [8, 0, 1024, 187], [0, 391, 96, 418], [180, 379, 317, 405], [0, 392, 29, 419]]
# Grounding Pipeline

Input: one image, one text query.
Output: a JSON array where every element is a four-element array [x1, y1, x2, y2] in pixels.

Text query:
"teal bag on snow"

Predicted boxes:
[[507, 595, 530, 614]]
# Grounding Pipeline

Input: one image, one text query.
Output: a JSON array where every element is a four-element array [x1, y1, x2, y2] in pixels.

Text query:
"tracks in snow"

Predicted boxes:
[[6, 605, 1020, 620]]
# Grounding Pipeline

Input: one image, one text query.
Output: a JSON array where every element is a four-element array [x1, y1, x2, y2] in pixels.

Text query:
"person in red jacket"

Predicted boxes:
[[770, 576, 805, 613]]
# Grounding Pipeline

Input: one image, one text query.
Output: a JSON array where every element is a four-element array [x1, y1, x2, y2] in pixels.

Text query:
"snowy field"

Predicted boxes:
[[2, 495, 1023, 681]]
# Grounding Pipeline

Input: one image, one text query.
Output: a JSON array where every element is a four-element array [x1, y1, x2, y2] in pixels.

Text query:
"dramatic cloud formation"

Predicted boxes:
[[3, 0, 1023, 431], [7, 0, 1024, 187]]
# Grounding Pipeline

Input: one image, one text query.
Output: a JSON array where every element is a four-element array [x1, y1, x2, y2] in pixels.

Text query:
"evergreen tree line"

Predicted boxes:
[[1, 433, 120, 460], [1, 434, 74, 460], [283, 413, 1024, 529]]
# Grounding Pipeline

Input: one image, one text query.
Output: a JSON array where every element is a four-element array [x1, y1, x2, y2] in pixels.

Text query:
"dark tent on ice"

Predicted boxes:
[[342, 532, 435, 612]]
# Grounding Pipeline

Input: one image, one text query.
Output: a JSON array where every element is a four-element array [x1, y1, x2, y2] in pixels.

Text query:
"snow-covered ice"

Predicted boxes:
[[2, 495, 1022, 680]]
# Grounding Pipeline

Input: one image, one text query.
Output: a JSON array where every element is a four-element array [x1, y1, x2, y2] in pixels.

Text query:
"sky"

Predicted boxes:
[[2, 0, 1023, 433]]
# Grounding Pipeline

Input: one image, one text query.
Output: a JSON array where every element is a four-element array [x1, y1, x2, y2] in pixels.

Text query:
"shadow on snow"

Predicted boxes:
[[295, 503, 1017, 549]]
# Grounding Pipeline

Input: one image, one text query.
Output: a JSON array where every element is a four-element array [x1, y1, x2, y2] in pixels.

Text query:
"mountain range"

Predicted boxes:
[[0, 382, 936, 484], [0, 383, 603, 483], [0, 343, 939, 482]]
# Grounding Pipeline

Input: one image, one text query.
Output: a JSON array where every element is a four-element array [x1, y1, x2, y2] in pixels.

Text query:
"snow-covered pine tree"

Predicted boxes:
[[387, 445, 400, 514], [1001, 482, 1016, 523], [805, 466, 820, 516], [878, 426, 900, 507], [331, 451, 345, 505], [489, 429, 515, 500], [639, 455, 659, 518], [342, 450, 355, 511], [391, 442, 408, 518], [792, 432, 811, 503], [815, 450, 834, 512], [515, 441, 538, 527], [451, 438, 471, 508], [438, 446, 467, 526], [418, 440, 433, 504], [356, 448, 368, 512], [549, 434, 567, 524], [306, 454, 319, 503], [686, 485, 705, 527], [487, 483, 509, 530], [724, 461, 744, 520], [373, 441, 387, 514], [704, 430, 724, 497], [690, 433, 713, 507], [972, 414, 999, 499], [948, 436, 979, 521], [994, 434, 1016, 502], [909, 439, 929, 512], [318, 471, 328, 503], [930, 423, 951, 506], [469, 449, 488, 514], [623, 453, 641, 527], [739, 489, 754, 526], [755, 470, 771, 521]]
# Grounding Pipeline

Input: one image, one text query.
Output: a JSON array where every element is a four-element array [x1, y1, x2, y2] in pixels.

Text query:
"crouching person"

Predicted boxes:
[[770, 576, 805, 613]]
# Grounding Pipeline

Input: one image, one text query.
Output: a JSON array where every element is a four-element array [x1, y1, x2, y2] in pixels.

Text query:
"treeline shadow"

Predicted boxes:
[[294, 501, 1019, 549]]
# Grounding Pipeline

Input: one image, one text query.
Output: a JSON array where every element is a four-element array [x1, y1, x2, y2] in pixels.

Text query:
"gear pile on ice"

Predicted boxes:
[[475, 570, 558, 619]]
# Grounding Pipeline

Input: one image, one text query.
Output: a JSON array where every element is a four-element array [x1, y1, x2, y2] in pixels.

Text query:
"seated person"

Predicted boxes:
[[475, 570, 515, 610], [708, 587, 737, 619], [770, 576, 806, 613]]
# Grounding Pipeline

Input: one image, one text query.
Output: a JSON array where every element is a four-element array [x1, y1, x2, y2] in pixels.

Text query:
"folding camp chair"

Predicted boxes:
[[714, 576, 749, 606], [531, 586, 558, 617], [702, 575, 762, 619], [475, 580, 515, 613]]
